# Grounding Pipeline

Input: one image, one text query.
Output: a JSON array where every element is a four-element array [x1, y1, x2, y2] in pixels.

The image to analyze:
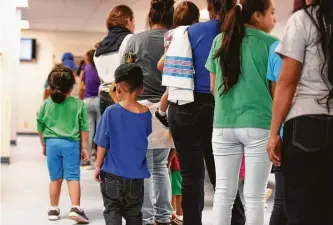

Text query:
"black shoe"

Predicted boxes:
[[156, 222, 172, 225], [69, 207, 89, 224], [155, 110, 169, 128], [48, 208, 60, 221]]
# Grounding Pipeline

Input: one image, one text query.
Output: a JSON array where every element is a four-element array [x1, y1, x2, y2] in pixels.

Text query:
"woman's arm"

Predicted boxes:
[[210, 73, 216, 95], [271, 82, 276, 98], [270, 57, 302, 136], [157, 53, 166, 71]]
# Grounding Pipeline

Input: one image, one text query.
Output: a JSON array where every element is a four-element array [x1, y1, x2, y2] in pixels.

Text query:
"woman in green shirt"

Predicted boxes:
[[205, 0, 277, 224]]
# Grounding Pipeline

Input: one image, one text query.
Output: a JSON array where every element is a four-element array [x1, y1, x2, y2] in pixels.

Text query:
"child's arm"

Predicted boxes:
[[39, 132, 46, 156], [80, 131, 89, 161], [93, 110, 110, 183], [79, 102, 89, 161], [94, 146, 106, 183]]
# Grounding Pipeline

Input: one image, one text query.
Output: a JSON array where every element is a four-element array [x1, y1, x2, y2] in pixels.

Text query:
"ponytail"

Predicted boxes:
[[214, 4, 245, 94], [214, 0, 270, 95], [51, 89, 66, 104]]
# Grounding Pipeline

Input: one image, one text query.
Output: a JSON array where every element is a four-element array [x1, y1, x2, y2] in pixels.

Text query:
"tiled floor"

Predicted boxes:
[[1, 136, 275, 225]]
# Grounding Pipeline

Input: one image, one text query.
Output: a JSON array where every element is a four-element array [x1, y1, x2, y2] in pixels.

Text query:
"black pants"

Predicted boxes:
[[100, 172, 144, 225], [100, 91, 115, 115], [282, 115, 333, 225], [269, 168, 287, 225], [169, 93, 245, 225]]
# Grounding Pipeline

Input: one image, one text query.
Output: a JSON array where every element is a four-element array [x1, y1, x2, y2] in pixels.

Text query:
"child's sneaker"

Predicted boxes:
[[69, 206, 89, 224], [48, 207, 60, 221], [155, 110, 169, 128]]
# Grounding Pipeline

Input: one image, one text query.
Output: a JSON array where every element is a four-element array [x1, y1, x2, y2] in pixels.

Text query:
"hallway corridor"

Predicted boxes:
[[1, 136, 274, 225]]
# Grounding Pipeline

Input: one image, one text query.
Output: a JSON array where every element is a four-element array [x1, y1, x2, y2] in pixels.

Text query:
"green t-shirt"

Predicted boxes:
[[205, 27, 278, 129], [37, 97, 89, 141]]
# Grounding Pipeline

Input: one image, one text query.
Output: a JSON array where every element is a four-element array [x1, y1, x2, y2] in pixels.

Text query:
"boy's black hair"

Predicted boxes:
[[115, 63, 144, 93], [48, 65, 76, 103]]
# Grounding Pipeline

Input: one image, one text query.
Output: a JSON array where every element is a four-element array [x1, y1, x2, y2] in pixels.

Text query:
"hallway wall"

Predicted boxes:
[[17, 30, 104, 133]]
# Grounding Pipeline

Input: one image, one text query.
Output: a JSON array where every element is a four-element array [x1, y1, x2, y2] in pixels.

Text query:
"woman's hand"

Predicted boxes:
[[267, 135, 282, 166]]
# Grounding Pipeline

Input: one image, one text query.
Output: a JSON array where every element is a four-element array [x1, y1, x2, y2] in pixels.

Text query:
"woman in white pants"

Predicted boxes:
[[205, 0, 277, 224]]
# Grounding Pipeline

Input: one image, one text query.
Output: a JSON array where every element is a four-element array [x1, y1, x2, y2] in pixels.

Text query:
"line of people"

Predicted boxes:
[[37, 0, 333, 224]]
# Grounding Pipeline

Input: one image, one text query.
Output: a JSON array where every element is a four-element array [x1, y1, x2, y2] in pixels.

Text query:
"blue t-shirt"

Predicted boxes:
[[94, 104, 152, 179], [188, 19, 220, 93], [266, 41, 283, 137]]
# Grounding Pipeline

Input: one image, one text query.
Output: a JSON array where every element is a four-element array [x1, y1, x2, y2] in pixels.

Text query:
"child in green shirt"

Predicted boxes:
[[37, 65, 89, 224]]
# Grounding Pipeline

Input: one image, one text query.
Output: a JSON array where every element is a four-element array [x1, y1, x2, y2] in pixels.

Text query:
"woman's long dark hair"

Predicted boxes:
[[214, 0, 270, 95], [302, 0, 333, 110], [220, 0, 236, 23]]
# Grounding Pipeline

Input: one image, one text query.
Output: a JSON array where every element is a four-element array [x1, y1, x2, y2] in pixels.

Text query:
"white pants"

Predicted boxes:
[[212, 128, 272, 225]]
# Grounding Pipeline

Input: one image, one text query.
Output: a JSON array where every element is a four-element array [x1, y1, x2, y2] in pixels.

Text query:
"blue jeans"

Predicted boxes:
[[212, 128, 272, 225], [84, 97, 101, 159], [142, 149, 172, 224]]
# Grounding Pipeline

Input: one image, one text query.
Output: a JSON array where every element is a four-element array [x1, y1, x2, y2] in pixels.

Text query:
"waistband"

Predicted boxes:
[[194, 92, 214, 104]]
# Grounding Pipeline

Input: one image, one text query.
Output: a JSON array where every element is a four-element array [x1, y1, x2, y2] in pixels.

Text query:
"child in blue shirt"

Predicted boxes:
[[94, 63, 152, 225]]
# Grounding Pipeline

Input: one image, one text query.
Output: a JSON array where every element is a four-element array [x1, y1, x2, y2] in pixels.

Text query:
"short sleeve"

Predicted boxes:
[[164, 30, 174, 49], [275, 12, 306, 63], [94, 110, 110, 149], [205, 35, 219, 74], [267, 41, 283, 82], [37, 102, 46, 132], [79, 102, 89, 131]]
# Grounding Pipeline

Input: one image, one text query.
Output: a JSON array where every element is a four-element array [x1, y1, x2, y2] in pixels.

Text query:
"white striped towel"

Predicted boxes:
[[162, 26, 194, 105]]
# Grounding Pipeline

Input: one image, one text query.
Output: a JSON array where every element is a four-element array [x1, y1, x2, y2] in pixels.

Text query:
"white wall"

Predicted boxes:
[[17, 30, 104, 133]]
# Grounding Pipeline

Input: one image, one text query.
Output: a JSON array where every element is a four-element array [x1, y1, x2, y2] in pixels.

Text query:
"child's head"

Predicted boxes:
[[173, 1, 200, 27], [114, 63, 144, 101], [47, 65, 76, 104], [85, 49, 95, 65]]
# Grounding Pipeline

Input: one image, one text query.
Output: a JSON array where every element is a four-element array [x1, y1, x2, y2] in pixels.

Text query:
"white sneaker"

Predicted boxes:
[[48, 207, 60, 221]]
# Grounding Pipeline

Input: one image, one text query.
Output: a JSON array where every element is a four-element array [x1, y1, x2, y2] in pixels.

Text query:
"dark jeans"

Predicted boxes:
[[269, 168, 287, 225], [282, 115, 333, 225], [169, 92, 245, 225], [100, 172, 144, 225], [100, 91, 115, 115]]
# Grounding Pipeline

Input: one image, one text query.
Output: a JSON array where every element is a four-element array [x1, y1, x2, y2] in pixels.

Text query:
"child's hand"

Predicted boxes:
[[81, 148, 89, 161], [42, 144, 46, 156], [94, 167, 101, 183]]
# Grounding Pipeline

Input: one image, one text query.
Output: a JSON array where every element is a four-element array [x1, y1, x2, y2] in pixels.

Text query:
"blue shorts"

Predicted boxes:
[[45, 138, 81, 181]]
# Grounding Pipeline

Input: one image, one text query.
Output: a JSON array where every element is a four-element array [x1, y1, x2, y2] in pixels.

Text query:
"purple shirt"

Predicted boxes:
[[83, 64, 100, 98]]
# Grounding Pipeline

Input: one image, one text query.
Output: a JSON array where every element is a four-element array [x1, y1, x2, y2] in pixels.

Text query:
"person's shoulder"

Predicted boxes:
[[130, 31, 149, 41], [190, 20, 218, 31], [255, 30, 279, 45], [269, 41, 280, 52]]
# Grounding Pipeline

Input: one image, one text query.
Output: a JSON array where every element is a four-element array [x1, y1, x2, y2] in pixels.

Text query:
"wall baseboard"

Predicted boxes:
[[1, 157, 10, 164], [17, 132, 38, 136], [10, 140, 17, 146]]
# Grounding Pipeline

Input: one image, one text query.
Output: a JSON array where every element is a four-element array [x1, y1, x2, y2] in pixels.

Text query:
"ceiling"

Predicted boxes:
[[22, 0, 293, 33], [22, 0, 206, 33]]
